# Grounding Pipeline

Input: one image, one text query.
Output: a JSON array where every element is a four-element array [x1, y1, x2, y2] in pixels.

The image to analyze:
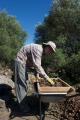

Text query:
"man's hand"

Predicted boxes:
[[37, 74, 43, 80], [37, 76, 43, 80], [47, 78, 54, 85]]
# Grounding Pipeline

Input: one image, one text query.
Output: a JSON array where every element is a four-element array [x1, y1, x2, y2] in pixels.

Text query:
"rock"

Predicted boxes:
[[0, 113, 10, 120], [0, 107, 10, 120], [0, 99, 5, 108], [29, 74, 37, 83], [4, 72, 8, 76], [0, 75, 14, 89]]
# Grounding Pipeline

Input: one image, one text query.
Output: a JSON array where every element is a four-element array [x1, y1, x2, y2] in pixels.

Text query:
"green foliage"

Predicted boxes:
[[34, 0, 80, 84], [66, 52, 80, 83], [0, 9, 27, 67]]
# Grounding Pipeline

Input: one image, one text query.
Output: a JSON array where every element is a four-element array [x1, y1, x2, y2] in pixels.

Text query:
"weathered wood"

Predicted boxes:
[[37, 78, 75, 93]]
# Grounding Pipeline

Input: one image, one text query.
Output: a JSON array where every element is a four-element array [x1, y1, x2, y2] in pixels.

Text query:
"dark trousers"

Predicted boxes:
[[14, 60, 30, 112]]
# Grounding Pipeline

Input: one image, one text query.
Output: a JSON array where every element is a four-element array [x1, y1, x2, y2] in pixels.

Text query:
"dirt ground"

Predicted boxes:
[[0, 74, 60, 120], [4, 85, 60, 120], [1, 84, 80, 120], [0, 74, 80, 120]]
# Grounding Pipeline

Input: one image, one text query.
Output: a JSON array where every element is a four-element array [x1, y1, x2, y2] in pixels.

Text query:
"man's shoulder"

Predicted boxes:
[[34, 44, 42, 50]]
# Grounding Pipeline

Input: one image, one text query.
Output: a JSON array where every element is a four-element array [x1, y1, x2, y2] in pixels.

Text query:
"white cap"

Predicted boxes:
[[43, 41, 56, 52]]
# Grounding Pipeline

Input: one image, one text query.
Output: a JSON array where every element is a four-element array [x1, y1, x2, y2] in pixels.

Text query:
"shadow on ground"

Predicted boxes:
[[0, 84, 52, 120], [5, 91, 49, 120]]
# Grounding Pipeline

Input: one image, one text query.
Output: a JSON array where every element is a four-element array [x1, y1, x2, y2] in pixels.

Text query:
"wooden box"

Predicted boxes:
[[37, 78, 75, 93]]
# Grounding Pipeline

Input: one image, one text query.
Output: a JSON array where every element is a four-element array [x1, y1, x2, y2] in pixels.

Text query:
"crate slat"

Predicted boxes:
[[37, 78, 75, 93]]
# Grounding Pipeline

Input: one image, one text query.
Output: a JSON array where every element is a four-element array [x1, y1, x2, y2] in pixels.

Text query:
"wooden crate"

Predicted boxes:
[[37, 78, 75, 93]]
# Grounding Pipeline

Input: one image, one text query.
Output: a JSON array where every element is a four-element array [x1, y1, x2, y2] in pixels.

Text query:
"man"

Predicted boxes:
[[14, 41, 56, 115]]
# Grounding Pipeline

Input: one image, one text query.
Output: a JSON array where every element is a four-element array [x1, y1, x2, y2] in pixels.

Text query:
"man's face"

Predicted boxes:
[[44, 46, 54, 55]]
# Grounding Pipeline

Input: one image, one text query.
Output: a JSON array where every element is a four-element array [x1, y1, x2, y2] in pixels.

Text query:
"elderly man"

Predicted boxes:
[[14, 41, 56, 115]]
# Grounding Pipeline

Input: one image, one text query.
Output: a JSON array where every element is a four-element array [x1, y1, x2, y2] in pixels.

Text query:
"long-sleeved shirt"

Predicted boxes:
[[15, 43, 49, 80]]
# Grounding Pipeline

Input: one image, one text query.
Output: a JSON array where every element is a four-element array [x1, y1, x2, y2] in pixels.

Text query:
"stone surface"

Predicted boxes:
[[0, 75, 14, 89], [0, 107, 10, 120], [0, 99, 5, 108], [0, 114, 10, 120]]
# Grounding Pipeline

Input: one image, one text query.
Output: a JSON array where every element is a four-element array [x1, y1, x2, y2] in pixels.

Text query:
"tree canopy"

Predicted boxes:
[[34, 0, 80, 84], [0, 9, 27, 66]]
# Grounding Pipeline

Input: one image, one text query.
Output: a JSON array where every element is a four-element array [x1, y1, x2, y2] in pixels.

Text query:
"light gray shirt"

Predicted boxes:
[[15, 44, 49, 80]]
